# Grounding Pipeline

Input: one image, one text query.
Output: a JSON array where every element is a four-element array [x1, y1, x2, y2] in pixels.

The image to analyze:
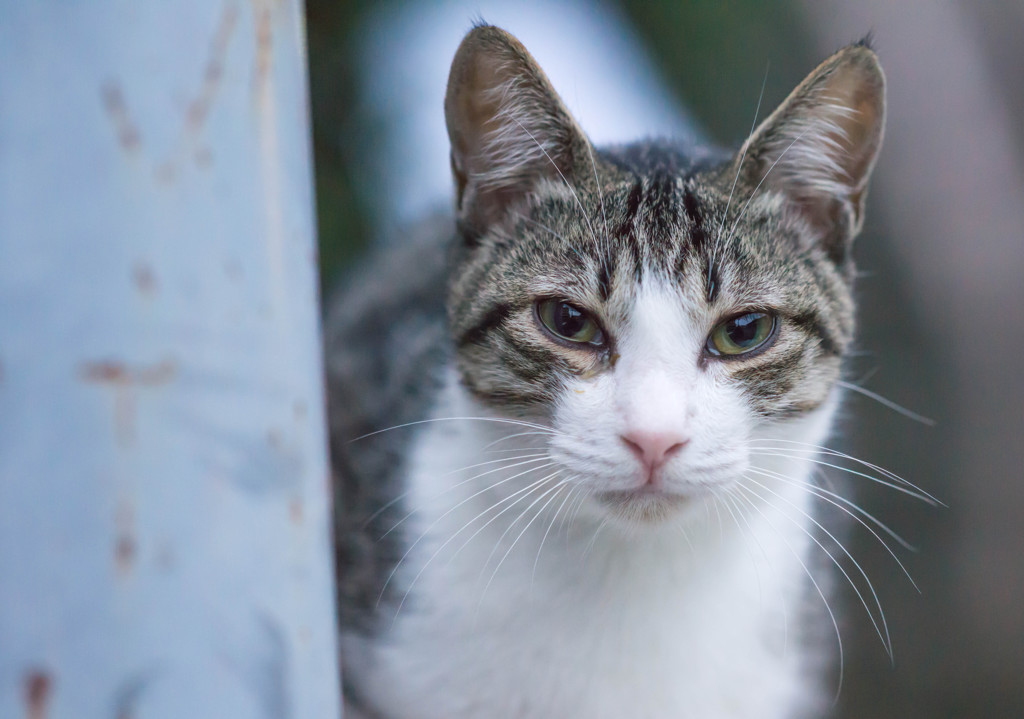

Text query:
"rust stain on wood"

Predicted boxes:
[[24, 670, 51, 719], [100, 83, 141, 152], [115, 500, 136, 575], [253, 3, 273, 87], [186, 4, 239, 134], [80, 359, 177, 446], [115, 534, 136, 574], [80, 359, 177, 387], [103, 2, 240, 181]]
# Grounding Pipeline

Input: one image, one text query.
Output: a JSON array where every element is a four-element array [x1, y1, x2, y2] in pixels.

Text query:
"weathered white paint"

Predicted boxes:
[[0, 2, 341, 717]]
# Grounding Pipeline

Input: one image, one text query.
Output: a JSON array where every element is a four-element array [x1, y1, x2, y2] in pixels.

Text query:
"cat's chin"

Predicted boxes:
[[595, 488, 696, 525]]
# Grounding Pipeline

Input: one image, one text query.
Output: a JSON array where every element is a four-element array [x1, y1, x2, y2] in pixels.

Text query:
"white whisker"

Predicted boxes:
[[721, 124, 817, 251], [446, 472, 564, 568], [349, 415, 560, 444], [748, 447, 940, 505], [740, 478, 893, 662], [361, 451, 549, 529], [751, 463, 920, 565], [391, 470, 563, 624], [712, 62, 770, 276], [732, 485, 845, 704], [718, 488, 765, 605], [837, 380, 936, 426], [584, 139, 612, 283], [376, 460, 558, 607], [377, 455, 553, 539], [503, 114, 600, 249], [533, 480, 578, 589], [480, 477, 571, 608]]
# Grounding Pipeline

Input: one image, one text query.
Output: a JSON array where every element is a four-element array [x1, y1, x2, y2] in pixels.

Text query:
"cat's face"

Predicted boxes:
[[444, 27, 883, 525]]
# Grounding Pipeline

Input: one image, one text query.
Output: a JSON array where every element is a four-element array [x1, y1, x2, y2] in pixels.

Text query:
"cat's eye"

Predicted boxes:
[[707, 312, 776, 357], [535, 299, 604, 346]]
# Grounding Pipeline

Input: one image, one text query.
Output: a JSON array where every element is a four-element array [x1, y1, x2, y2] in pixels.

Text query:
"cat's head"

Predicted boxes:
[[444, 25, 885, 525]]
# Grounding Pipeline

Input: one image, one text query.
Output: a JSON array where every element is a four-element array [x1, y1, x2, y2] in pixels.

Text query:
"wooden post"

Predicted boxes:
[[0, 2, 341, 717]]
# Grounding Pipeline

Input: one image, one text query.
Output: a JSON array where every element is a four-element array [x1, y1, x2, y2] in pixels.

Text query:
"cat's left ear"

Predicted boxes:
[[739, 42, 885, 264]]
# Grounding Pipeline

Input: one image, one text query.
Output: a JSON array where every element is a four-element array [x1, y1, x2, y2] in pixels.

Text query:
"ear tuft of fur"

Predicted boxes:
[[444, 26, 589, 234], [854, 32, 875, 51], [739, 43, 886, 263]]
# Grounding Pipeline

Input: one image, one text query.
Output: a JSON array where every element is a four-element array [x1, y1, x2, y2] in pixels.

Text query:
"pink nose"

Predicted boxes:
[[620, 431, 689, 471]]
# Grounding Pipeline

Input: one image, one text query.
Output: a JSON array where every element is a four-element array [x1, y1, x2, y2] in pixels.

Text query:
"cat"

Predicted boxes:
[[326, 23, 888, 719]]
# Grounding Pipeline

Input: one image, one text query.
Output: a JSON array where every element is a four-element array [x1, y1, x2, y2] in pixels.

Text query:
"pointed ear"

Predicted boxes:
[[445, 25, 591, 236], [739, 42, 886, 264]]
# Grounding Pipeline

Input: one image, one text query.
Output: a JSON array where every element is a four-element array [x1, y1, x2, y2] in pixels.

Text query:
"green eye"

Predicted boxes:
[[707, 312, 776, 357], [536, 299, 604, 346]]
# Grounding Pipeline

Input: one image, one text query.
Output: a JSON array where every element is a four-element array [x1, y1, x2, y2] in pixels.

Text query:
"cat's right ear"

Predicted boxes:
[[445, 25, 590, 238]]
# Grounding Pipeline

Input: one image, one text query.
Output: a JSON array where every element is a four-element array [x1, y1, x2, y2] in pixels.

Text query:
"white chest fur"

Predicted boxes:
[[341, 375, 836, 719]]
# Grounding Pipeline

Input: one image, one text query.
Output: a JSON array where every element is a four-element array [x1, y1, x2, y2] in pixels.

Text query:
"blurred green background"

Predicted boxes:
[[307, 1, 1024, 716]]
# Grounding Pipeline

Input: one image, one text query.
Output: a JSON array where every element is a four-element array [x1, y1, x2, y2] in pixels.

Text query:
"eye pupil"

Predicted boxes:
[[555, 303, 585, 336], [726, 315, 760, 347]]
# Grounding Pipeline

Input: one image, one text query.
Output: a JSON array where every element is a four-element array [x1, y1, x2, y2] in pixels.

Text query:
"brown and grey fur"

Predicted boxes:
[[326, 22, 886, 716]]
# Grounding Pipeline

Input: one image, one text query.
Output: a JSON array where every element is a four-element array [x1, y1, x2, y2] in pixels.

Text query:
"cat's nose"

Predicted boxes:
[[620, 431, 689, 471]]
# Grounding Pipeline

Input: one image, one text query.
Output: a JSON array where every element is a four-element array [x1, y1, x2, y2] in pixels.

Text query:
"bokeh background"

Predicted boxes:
[[307, 1, 1024, 716]]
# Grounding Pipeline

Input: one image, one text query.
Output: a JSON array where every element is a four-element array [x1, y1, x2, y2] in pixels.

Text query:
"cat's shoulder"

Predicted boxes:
[[324, 213, 454, 634], [323, 213, 453, 427]]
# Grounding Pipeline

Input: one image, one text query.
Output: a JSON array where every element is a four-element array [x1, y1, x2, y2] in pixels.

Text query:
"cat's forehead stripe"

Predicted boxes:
[[602, 173, 715, 304], [614, 180, 643, 242], [680, 185, 717, 302]]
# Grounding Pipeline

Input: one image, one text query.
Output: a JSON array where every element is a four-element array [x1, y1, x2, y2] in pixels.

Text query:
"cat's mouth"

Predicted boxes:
[[595, 487, 693, 523]]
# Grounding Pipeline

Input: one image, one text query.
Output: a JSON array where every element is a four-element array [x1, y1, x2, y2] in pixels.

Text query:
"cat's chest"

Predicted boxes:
[[353, 569, 800, 719], [344, 394, 809, 718]]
